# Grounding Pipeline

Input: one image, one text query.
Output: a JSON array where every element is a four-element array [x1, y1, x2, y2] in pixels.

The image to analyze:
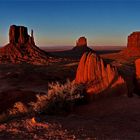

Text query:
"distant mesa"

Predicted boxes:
[[75, 52, 125, 95], [118, 31, 140, 59], [127, 32, 140, 48], [0, 25, 50, 65], [9, 25, 35, 45], [72, 36, 92, 52], [49, 36, 93, 59], [76, 36, 87, 47]]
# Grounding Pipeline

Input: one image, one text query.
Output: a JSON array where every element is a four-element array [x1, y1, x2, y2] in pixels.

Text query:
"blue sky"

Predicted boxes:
[[0, 0, 140, 49]]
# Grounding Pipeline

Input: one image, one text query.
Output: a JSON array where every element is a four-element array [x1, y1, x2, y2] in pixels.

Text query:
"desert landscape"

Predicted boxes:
[[1, 1, 140, 140], [0, 24, 140, 139]]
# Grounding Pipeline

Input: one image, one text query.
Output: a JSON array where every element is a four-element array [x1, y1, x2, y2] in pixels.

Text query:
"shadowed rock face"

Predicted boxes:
[[9, 25, 28, 44], [75, 52, 125, 94], [0, 25, 50, 65], [127, 32, 140, 48]]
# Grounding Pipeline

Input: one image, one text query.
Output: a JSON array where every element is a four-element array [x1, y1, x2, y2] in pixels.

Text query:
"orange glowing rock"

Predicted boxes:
[[127, 32, 140, 48], [75, 52, 125, 94], [31, 117, 36, 124], [135, 58, 140, 79]]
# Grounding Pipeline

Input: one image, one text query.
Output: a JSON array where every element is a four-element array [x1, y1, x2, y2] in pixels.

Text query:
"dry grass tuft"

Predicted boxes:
[[0, 80, 86, 122], [8, 102, 28, 116], [30, 80, 86, 114]]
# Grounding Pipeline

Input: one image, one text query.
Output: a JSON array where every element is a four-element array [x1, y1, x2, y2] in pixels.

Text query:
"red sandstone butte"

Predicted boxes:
[[127, 32, 140, 48], [76, 36, 87, 47], [75, 52, 125, 95], [72, 36, 92, 54], [0, 25, 50, 65]]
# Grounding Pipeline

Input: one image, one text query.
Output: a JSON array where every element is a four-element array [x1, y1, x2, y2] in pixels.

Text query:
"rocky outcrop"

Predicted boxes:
[[112, 32, 140, 63], [75, 52, 125, 95], [134, 58, 140, 94], [0, 25, 51, 65], [76, 36, 87, 47], [127, 32, 140, 48], [135, 58, 140, 79]]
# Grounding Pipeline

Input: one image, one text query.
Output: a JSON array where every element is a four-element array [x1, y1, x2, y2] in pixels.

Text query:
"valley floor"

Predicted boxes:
[[0, 95, 140, 139], [0, 50, 140, 139]]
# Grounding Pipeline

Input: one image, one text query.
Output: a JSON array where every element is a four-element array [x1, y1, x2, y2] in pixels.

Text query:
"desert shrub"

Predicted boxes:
[[30, 80, 86, 114], [0, 102, 28, 123], [8, 102, 28, 117]]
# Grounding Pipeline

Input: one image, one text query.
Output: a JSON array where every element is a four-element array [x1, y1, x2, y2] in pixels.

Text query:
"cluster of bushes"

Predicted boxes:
[[0, 80, 86, 122], [30, 80, 86, 114]]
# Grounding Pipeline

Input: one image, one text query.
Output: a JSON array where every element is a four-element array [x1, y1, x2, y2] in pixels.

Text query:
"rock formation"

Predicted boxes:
[[127, 32, 140, 48], [135, 58, 140, 79], [75, 52, 125, 95], [9, 25, 31, 44], [0, 25, 50, 65], [72, 36, 92, 58], [76, 36, 87, 47], [115, 32, 140, 62], [134, 58, 140, 94]]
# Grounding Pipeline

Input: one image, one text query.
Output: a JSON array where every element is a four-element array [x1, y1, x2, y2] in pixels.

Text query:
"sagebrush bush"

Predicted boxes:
[[0, 80, 86, 123], [0, 102, 28, 123], [30, 80, 86, 114], [8, 102, 28, 116]]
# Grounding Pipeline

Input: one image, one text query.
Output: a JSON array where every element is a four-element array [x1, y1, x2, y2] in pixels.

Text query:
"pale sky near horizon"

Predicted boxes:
[[0, 0, 140, 49]]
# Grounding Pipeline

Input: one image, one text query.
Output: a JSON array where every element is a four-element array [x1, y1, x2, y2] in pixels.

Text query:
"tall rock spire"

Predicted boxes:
[[29, 29, 35, 45]]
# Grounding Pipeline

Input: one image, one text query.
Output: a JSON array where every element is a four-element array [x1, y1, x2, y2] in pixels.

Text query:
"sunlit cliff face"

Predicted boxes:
[[135, 58, 140, 79], [127, 32, 140, 48], [75, 52, 125, 95]]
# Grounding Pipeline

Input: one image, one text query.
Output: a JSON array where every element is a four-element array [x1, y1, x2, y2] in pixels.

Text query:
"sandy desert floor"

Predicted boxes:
[[0, 95, 140, 139], [0, 51, 140, 139]]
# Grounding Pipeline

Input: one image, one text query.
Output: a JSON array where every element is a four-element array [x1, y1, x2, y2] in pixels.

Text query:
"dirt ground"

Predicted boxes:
[[0, 95, 140, 139], [0, 50, 140, 139]]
